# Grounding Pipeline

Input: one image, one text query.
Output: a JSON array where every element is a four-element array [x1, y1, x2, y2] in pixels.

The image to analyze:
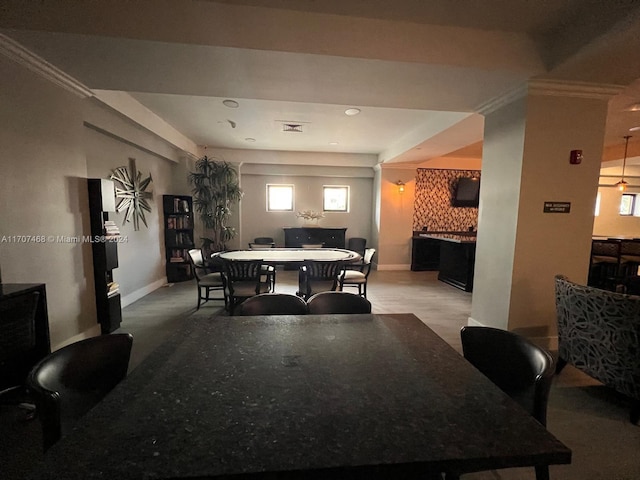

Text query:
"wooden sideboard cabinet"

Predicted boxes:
[[283, 227, 347, 249]]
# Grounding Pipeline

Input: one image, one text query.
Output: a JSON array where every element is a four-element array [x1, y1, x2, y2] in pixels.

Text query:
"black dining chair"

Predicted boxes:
[[252, 236, 275, 246], [339, 248, 376, 298], [297, 260, 343, 300], [458, 326, 554, 480], [235, 293, 309, 315], [247, 242, 277, 291], [27, 333, 133, 451], [347, 237, 367, 257], [188, 249, 226, 309], [307, 291, 372, 314], [222, 259, 271, 315]]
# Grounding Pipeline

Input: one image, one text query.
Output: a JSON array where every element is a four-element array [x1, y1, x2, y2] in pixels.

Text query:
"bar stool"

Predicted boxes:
[[589, 239, 621, 289], [619, 239, 640, 277]]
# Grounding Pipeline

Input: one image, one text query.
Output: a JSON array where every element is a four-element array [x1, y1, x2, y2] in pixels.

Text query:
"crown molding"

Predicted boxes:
[[475, 83, 528, 116], [476, 79, 624, 116], [527, 79, 624, 99], [0, 33, 93, 98]]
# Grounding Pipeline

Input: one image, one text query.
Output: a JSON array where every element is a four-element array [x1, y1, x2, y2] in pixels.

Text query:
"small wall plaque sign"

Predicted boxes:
[[543, 202, 571, 213]]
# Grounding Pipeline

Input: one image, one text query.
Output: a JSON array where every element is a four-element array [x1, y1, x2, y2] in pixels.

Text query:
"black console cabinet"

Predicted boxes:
[[283, 227, 347, 249], [0, 283, 50, 391], [411, 236, 442, 271]]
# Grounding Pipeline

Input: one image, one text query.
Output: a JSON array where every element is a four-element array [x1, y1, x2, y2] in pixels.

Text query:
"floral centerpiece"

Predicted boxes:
[[296, 210, 324, 226]]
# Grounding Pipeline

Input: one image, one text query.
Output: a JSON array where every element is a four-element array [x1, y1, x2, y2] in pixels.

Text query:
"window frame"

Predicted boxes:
[[620, 193, 636, 216], [266, 184, 294, 212], [322, 185, 350, 213]]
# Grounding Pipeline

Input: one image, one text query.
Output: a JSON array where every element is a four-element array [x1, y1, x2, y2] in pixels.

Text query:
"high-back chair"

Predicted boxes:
[[588, 239, 621, 289], [460, 326, 554, 480], [188, 249, 226, 309], [253, 236, 275, 245], [222, 259, 271, 315], [27, 333, 133, 451], [307, 291, 372, 314], [297, 260, 343, 300], [347, 237, 367, 257], [555, 274, 640, 424], [235, 293, 309, 316], [339, 248, 376, 298], [619, 239, 640, 277], [247, 241, 277, 290]]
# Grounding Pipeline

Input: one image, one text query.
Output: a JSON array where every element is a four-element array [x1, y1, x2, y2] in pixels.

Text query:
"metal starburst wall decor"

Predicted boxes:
[[110, 158, 153, 231]]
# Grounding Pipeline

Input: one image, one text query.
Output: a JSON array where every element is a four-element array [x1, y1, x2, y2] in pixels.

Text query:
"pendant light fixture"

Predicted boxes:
[[616, 135, 632, 192]]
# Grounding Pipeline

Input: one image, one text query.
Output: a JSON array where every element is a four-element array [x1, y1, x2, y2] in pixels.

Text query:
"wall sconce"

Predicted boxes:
[[616, 135, 632, 192], [396, 180, 405, 193]]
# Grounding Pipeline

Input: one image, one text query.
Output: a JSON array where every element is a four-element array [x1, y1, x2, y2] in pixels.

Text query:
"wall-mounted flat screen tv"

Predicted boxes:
[[452, 176, 480, 207]]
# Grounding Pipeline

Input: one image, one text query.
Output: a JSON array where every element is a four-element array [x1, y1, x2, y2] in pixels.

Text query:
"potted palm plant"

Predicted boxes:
[[188, 156, 243, 254]]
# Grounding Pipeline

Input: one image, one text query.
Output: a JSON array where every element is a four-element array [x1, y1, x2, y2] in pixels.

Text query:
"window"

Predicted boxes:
[[620, 194, 636, 216], [266, 184, 294, 211], [323, 186, 349, 212]]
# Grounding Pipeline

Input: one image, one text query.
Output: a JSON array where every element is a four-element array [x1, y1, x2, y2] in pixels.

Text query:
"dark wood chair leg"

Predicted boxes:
[[555, 357, 567, 374], [631, 400, 640, 424], [197, 288, 202, 310], [535, 464, 550, 480]]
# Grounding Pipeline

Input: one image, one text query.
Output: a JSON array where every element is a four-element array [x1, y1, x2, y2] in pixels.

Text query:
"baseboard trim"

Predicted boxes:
[[53, 324, 102, 351], [467, 317, 484, 326], [466, 317, 558, 350], [121, 277, 168, 308], [377, 264, 411, 271]]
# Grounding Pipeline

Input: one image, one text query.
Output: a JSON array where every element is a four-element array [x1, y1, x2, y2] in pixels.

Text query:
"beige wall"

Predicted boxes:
[[377, 167, 416, 269], [0, 56, 193, 348], [83, 109, 187, 306], [239, 171, 374, 248], [0, 55, 95, 347], [472, 91, 608, 344], [593, 166, 640, 237]]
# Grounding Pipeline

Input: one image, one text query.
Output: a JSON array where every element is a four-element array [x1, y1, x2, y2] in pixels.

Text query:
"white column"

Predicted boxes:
[[471, 81, 620, 345]]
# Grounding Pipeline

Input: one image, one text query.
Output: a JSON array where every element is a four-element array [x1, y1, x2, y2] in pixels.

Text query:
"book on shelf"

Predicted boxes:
[[107, 282, 120, 296], [173, 197, 191, 213], [166, 216, 191, 230], [170, 249, 189, 262], [104, 220, 120, 236]]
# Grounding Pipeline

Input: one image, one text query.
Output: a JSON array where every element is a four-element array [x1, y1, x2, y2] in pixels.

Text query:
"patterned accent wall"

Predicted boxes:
[[413, 169, 480, 232]]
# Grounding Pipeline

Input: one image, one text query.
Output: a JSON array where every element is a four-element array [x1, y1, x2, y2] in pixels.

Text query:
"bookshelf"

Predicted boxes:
[[87, 179, 122, 334], [163, 195, 194, 282]]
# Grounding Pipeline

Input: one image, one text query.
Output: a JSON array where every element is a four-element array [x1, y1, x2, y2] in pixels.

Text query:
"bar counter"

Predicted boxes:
[[411, 232, 477, 291]]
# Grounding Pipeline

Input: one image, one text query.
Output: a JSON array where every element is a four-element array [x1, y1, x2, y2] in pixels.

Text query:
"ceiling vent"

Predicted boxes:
[[276, 120, 310, 133]]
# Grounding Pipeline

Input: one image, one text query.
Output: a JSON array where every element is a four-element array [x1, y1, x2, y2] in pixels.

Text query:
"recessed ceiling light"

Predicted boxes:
[[223, 99, 239, 108], [329, 142, 339, 145], [245, 137, 256, 142], [630, 126, 640, 132], [344, 108, 361, 116]]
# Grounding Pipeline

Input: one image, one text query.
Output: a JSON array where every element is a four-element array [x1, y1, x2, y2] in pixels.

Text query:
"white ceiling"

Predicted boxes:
[[1, 0, 640, 165]]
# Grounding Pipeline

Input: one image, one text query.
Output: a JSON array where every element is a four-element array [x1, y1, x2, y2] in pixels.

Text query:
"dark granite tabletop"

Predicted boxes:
[[29, 314, 570, 479]]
